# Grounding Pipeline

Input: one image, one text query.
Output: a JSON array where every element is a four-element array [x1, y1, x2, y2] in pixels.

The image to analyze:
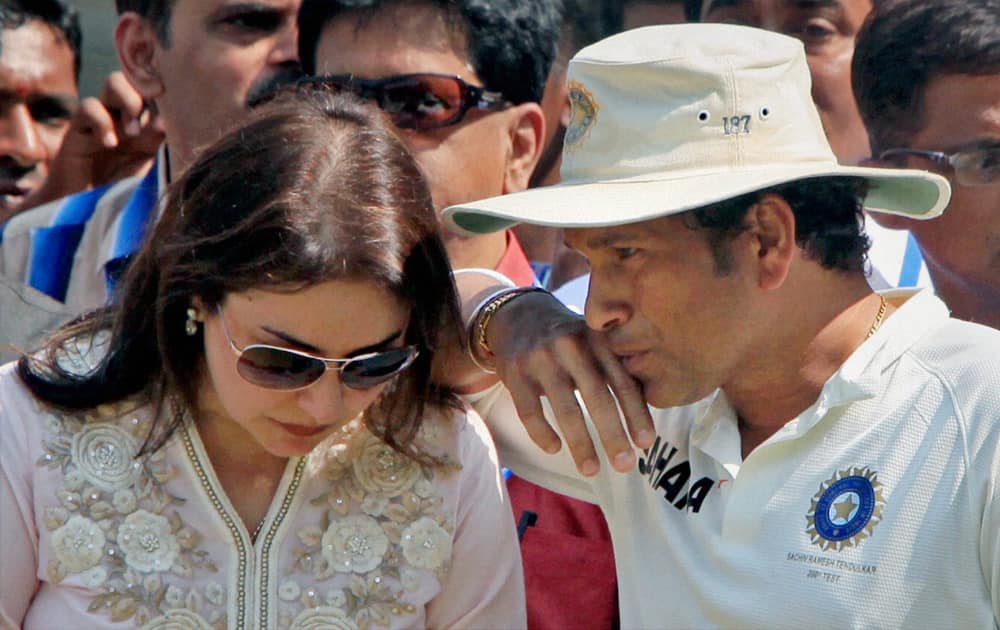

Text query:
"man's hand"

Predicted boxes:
[[20, 72, 164, 209], [486, 290, 655, 476]]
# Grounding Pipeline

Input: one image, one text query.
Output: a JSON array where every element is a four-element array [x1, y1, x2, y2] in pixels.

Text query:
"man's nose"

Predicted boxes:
[[0, 104, 47, 168], [584, 273, 632, 332], [270, 17, 300, 67]]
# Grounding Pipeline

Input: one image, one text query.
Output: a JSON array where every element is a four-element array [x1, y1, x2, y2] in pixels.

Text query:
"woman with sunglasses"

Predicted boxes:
[[0, 89, 524, 629]]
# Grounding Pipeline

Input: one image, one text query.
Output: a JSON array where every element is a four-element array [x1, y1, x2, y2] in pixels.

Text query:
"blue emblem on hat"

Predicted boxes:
[[806, 467, 885, 551], [565, 81, 599, 149]]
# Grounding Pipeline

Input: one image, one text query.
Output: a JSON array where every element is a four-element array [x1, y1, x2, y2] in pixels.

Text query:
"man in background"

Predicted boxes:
[[0, 0, 79, 222], [0, 0, 161, 224], [0, 0, 163, 360], [0, 0, 301, 311], [0, 0, 80, 222], [853, 0, 1000, 328]]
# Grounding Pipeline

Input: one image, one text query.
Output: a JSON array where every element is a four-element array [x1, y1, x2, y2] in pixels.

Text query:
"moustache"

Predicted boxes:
[[246, 66, 305, 108], [0, 157, 34, 182]]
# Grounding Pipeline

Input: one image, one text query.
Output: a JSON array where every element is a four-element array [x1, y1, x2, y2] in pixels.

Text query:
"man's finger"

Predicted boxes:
[[502, 371, 562, 455], [553, 337, 637, 472], [591, 334, 656, 452], [75, 98, 118, 148], [100, 72, 145, 136], [534, 365, 601, 476]]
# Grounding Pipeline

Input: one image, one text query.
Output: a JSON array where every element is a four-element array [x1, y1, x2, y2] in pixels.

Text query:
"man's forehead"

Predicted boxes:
[[911, 74, 1000, 152], [171, 0, 300, 24], [316, 5, 472, 77], [0, 22, 76, 88], [181, 0, 299, 12], [565, 220, 671, 250], [329, 2, 465, 47], [703, 0, 845, 16]]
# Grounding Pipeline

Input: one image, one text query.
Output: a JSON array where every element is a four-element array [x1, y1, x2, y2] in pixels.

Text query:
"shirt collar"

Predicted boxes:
[[689, 288, 949, 464], [96, 146, 169, 282]]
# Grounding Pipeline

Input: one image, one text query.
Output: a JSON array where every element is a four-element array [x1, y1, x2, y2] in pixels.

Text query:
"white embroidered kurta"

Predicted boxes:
[[0, 362, 525, 629]]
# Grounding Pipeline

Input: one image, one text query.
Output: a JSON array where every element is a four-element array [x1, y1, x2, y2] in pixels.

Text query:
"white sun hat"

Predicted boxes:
[[442, 23, 950, 235]]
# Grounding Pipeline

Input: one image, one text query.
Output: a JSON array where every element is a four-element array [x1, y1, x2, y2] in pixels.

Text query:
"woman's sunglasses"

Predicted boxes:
[[215, 305, 419, 391], [299, 72, 510, 129]]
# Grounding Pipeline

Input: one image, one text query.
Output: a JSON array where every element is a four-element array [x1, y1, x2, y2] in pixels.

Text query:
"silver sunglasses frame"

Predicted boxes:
[[214, 304, 418, 391]]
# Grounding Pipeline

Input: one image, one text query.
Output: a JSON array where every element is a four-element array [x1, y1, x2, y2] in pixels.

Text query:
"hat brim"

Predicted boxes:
[[443, 164, 950, 235]]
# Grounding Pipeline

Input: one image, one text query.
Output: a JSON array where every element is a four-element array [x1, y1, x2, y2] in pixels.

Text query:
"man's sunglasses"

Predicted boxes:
[[879, 145, 1000, 187], [300, 73, 510, 130], [216, 305, 418, 391]]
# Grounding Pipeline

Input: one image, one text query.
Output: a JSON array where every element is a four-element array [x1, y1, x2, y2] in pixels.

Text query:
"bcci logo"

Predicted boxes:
[[805, 467, 885, 552], [565, 81, 599, 150]]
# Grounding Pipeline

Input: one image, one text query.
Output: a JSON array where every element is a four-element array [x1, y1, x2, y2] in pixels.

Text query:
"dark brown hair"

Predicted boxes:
[[852, 0, 1000, 154], [298, 0, 560, 106], [684, 176, 871, 274], [18, 89, 463, 459], [114, 0, 172, 42]]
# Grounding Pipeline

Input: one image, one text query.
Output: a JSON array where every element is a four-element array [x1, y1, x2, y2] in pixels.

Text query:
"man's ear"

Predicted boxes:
[[502, 102, 545, 195], [114, 12, 165, 101], [746, 193, 796, 291], [858, 157, 913, 230]]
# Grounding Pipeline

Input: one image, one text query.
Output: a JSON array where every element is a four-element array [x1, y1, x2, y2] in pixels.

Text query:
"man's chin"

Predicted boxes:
[[642, 380, 710, 410], [0, 194, 27, 222]]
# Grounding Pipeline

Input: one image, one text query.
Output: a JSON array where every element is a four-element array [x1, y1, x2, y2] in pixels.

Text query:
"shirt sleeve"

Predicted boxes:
[[463, 383, 601, 504], [0, 363, 42, 627], [976, 408, 1000, 626], [986, 477, 999, 626], [425, 407, 526, 629]]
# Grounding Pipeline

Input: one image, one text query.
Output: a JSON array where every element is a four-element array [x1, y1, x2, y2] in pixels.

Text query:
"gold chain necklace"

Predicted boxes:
[[865, 295, 888, 339]]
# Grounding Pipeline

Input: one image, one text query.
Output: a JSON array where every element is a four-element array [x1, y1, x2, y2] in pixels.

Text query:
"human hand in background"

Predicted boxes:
[[19, 71, 164, 209]]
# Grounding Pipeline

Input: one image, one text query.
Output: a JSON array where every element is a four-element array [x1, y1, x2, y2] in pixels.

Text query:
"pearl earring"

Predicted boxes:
[[185, 307, 200, 336]]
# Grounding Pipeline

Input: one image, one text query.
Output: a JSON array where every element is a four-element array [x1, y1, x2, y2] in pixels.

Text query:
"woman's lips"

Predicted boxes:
[[271, 419, 329, 437]]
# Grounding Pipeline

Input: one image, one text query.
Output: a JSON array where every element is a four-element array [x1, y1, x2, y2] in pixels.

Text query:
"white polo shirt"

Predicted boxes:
[[471, 289, 1000, 629]]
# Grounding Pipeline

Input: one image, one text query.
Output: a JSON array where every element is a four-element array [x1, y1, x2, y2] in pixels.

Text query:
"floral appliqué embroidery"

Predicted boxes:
[[282, 419, 458, 629], [37, 401, 225, 628]]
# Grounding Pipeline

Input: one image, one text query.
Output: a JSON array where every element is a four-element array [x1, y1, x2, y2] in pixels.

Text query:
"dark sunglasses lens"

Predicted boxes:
[[237, 347, 326, 390], [341, 348, 416, 389], [380, 76, 463, 129]]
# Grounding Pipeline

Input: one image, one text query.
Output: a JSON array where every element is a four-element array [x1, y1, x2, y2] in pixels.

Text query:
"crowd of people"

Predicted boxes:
[[0, 0, 997, 628]]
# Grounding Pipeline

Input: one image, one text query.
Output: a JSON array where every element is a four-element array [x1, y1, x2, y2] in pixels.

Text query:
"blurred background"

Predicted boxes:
[[75, 0, 118, 96]]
